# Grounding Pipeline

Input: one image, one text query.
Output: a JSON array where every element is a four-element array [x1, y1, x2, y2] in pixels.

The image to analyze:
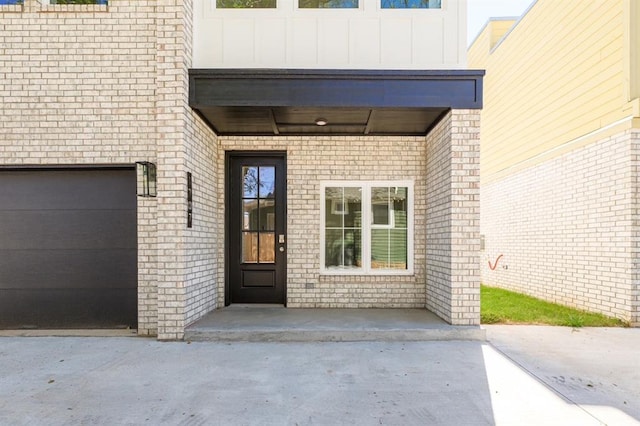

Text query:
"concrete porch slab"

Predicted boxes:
[[184, 307, 485, 342]]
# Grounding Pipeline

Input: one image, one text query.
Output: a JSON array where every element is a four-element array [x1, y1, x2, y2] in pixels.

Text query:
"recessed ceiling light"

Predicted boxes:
[[315, 118, 328, 126]]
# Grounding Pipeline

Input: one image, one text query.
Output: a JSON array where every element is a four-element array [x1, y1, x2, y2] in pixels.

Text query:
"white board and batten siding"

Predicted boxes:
[[193, 0, 467, 69]]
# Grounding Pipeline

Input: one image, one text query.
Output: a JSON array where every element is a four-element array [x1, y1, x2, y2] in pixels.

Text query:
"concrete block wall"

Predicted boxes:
[[425, 110, 481, 325], [218, 136, 428, 308], [482, 129, 639, 325], [0, 0, 160, 334]]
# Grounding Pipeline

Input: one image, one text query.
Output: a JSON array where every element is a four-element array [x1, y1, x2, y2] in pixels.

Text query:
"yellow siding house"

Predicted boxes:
[[469, 0, 639, 326]]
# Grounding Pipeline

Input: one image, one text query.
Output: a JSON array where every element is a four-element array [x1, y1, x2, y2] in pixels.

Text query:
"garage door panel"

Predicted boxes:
[[0, 168, 137, 329], [0, 249, 136, 290], [0, 210, 136, 250], [0, 288, 137, 329], [0, 170, 136, 211]]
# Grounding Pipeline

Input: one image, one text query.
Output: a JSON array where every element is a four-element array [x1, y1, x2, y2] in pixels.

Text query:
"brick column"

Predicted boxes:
[[425, 110, 481, 325], [156, 0, 191, 340]]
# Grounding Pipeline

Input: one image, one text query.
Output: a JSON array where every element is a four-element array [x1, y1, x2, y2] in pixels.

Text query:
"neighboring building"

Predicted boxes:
[[0, 0, 483, 339], [469, 0, 639, 326]]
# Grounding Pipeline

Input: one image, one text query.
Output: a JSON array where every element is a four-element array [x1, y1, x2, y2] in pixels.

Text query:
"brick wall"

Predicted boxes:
[[155, 0, 220, 340], [482, 129, 639, 325], [218, 136, 428, 308], [0, 0, 161, 334], [425, 110, 481, 325], [633, 130, 640, 327], [183, 113, 218, 327]]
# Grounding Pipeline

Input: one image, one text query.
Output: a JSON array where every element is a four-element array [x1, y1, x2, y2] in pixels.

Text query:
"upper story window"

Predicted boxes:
[[321, 181, 413, 275], [381, 0, 440, 8], [299, 0, 358, 8], [217, 0, 276, 8], [0, 0, 22, 4]]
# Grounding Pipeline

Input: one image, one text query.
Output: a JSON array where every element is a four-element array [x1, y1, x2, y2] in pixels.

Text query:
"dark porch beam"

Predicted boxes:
[[189, 69, 484, 110]]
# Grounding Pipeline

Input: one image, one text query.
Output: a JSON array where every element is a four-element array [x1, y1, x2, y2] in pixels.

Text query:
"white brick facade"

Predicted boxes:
[[218, 136, 428, 308], [482, 130, 640, 326], [426, 110, 481, 325], [1, 0, 482, 339], [0, 0, 161, 334]]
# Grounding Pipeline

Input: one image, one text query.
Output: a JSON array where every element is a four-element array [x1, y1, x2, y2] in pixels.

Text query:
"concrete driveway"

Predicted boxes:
[[485, 325, 640, 425], [0, 327, 638, 425]]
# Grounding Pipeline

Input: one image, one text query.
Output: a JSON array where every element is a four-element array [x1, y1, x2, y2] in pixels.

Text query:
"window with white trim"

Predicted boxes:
[[321, 181, 413, 275]]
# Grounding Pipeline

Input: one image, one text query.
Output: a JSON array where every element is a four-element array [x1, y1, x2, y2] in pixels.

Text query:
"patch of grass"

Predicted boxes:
[[481, 285, 628, 327]]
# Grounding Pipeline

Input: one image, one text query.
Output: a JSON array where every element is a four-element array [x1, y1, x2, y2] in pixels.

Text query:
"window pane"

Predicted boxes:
[[389, 229, 407, 269], [343, 229, 362, 267], [217, 0, 276, 7], [371, 186, 408, 270], [324, 186, 362, 269], [371, 229, 390, 269], [259, 199, 275, 231], [259, 167, 275, 198], [325, 229, 344, 267], [325, 187, 344, 227], [259, 232, 275, 263], [242, 167, 258, 198], [391, 187, 407, 227], [242, 200, 258, 230], [343, 187, 362, 228], [372, 187, 390, 226], [381, 0, 440, 8], [299, 0, 357, 8], [242, 232, 258, 263]]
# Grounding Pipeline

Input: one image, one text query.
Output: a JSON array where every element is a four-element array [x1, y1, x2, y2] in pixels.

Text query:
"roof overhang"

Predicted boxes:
[[189, 69, 484, 136]]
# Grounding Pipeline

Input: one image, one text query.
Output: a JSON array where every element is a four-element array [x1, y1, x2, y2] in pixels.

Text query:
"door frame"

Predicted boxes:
[[225, 151, 287, 306]]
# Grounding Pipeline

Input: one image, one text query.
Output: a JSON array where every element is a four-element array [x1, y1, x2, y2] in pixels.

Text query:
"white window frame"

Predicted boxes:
[[320, 180, 414, 276]]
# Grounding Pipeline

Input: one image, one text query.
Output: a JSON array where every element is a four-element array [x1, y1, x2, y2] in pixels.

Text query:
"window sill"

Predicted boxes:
[[320, 269, 414, 277]]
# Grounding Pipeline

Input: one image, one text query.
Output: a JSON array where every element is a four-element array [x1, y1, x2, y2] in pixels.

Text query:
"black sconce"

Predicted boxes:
[[136, 161, 157, 197]]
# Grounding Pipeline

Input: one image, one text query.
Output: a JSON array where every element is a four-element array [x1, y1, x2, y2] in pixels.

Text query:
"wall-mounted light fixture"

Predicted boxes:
[[136, 161, 157, 197], [315, 118, 328, 126], [187, 172, 193, 228]]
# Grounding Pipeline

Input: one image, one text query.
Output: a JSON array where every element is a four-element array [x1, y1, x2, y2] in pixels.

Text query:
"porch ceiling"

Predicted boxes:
[[189, 69, 484, 136]]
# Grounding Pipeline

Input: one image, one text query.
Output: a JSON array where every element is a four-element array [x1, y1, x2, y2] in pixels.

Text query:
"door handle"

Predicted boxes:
[[279, 234, 285, 244], [279, 246, 285, 252]]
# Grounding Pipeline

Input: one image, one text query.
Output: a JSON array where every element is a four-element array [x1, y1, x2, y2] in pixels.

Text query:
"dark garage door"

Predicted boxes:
[[0, 168, 137, 329]]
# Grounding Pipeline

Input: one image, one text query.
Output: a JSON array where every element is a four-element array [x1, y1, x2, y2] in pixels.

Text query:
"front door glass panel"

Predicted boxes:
[[241, 166, 276, 264]]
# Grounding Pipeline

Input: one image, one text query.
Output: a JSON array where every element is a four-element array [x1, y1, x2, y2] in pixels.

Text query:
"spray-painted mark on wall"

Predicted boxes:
[[488, 254, 503, 271]]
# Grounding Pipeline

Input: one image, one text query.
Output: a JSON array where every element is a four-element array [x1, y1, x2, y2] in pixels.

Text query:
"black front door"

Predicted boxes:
[[227, 153, 286, 304]]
